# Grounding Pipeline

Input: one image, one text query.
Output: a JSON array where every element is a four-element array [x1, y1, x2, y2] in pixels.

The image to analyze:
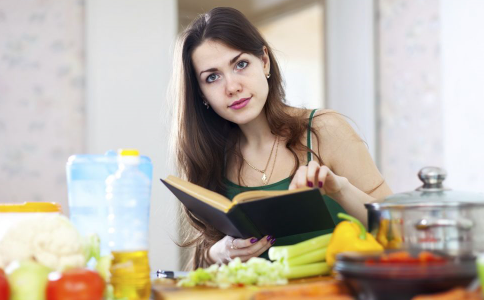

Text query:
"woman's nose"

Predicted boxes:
[[225, 75, 242, 96]]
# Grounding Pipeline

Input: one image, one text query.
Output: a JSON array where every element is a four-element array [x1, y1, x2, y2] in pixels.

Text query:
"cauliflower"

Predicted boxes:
[[0, 215, 86, 271]]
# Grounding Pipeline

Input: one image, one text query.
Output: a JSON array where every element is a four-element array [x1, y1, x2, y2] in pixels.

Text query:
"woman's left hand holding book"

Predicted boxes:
[[208, 235, 274, 264]]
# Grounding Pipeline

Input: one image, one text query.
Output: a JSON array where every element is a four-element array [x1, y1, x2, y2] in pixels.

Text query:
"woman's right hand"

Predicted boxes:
[[208, 235, 275, 264]]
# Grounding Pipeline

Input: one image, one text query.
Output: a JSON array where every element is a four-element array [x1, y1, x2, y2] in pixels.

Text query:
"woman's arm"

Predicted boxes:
[[289, 110, 392, 227]]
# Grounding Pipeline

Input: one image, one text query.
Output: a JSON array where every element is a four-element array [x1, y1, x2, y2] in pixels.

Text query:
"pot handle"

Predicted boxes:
[[415, 218, 474, 231]]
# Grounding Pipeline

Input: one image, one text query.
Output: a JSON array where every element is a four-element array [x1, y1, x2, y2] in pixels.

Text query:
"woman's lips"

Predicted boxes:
[[229, 97, 251, 110]]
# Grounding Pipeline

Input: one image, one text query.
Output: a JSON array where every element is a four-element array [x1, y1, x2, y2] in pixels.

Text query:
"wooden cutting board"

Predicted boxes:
[[151, 276, 336, 300]]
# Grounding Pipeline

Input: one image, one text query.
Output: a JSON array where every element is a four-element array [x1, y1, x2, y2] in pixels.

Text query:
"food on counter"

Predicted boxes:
[[334, 250, 477, 300], [411, 287, 483, 300], [5, 260, 52, 300], [269, 234, 333, 279], [269, 233, 332, 262], [253, 280, 353, 300], [283, 262, 330, 280], [365, 250, 446, 265], [0, 215, 112, 300], [0, 268, 10, 300], [326, 213, 384, 267], [177, 257, 288, 288], [0, 215, 98, 271], [376, 219, 403, 249], [46, 268, 105, 300]]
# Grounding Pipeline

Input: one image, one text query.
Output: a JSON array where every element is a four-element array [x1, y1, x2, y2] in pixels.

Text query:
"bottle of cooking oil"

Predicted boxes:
[[106, 149, 152, 300]]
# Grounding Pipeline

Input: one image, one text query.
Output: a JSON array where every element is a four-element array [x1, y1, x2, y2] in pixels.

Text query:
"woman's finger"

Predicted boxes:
[[229, 235, 271, 259], [306, 161, 320, 188], [289, 166, 306, 190], [238, 240, 273, 262], [230, 236, 259, 250], [317, 165, 329, 192], [294, 166, 308, 189]]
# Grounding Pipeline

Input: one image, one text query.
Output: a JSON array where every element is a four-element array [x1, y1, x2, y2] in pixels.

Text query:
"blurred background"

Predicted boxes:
[[1, 0, 484, 271]]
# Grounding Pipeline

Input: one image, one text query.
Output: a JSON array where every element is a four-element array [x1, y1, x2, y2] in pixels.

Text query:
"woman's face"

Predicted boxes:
[[191, 40, 270, 125]]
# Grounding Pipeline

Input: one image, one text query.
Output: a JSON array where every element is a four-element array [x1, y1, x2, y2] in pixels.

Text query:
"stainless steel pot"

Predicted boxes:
[[365, 167, 484, 255]]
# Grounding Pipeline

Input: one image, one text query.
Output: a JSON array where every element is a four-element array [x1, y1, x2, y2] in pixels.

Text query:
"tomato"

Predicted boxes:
[[46, 268, 105, 300], [365, 251, 447, 265], [0, 268, 9, 300]]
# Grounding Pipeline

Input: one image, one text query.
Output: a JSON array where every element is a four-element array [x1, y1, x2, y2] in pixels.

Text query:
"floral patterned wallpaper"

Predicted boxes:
[[0, 0, 84, 213], [378, 0, 443, 192]]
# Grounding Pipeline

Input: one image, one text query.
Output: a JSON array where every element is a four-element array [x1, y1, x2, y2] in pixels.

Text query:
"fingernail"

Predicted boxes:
[[267, 235, 272, 241], [319, 181, 323, 188], [307, 181, 313, 187], [270, 238, 276, 245], [250, 238, 258, 244]]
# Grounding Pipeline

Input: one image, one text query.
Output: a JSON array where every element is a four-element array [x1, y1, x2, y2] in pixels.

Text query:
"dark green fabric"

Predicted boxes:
[[307, 109, 317, 163], [223, 109, 347, 259]]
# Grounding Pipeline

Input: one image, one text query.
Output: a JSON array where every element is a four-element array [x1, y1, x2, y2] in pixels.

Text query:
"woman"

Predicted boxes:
[[171, 7, 392, 269]]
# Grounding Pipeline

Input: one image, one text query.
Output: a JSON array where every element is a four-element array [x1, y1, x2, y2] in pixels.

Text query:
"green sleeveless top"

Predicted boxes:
[[224, 109, 346, 259]]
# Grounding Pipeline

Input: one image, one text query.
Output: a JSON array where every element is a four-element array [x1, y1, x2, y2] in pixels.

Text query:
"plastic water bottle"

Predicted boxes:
[[106, 149, 152, 300]]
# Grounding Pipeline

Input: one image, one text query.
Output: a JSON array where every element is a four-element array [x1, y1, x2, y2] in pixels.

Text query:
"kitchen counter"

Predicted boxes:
[[151, 276, 343, 300]]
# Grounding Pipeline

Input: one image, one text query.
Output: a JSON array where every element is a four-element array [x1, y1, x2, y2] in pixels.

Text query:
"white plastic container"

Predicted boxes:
[[0, 202, 61, 241]]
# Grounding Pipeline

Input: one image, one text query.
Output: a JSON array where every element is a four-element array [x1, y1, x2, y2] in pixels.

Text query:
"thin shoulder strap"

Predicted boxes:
[[307, 109, 318, 164]]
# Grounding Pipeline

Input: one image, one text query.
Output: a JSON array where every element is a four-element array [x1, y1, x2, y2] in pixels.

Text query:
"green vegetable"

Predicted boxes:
[[285, 248, 327, 267], [284, 262, 330, 279], [268, 233, 332, 261], [95, 255, 112, 282], [82, 234, 101, 263], [6, 260, 52, 300], [177, 257, 287, 288]]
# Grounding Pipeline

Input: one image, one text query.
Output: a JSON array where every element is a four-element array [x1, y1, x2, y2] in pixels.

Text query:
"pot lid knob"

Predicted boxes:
[[417, 167, 447, 191]]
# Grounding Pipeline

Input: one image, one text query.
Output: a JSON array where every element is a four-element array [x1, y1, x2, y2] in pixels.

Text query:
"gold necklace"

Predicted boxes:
[[241, 135, 278, 185], [264, 136, 279, 185]]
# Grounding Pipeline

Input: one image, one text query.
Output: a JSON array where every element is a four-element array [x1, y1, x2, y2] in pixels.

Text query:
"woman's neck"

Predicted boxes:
[[238, 111, 273, 148]]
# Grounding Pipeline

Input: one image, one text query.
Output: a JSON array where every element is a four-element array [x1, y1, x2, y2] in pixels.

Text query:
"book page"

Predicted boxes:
[[165, 176, 232, 212], [233, 187, 312, 204]]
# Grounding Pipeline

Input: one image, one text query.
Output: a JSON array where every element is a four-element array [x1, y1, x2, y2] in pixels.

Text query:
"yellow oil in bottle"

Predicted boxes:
[[110, 250, 151, 300]]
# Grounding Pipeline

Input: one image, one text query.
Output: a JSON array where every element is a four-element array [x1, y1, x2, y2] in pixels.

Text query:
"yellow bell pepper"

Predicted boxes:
[[326, 213, 384, 267], [376, 219, 403, 249], [376, 219, 389, 247]]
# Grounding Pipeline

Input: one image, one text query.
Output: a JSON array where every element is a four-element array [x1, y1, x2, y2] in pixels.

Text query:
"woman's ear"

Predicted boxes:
[[261, 46, 271, 75]]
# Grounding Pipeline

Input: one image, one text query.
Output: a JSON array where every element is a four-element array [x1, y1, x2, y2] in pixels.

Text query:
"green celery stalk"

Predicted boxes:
[[269, 233, 332, 261], [284, 262, 330, 279], [285, 247, 327, 267]]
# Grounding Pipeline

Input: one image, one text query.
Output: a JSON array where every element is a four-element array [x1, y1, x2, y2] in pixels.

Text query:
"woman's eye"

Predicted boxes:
[[236, 60, 248, 70], [206, 74, 219, 83]]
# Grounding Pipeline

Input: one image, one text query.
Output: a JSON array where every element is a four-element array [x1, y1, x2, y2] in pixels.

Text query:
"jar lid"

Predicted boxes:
[[366, 167, 484, 209], [0, 202, 62, 213]]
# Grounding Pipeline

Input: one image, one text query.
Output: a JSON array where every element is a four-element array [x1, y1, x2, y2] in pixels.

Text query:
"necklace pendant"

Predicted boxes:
[[262, 173, 268, 184]]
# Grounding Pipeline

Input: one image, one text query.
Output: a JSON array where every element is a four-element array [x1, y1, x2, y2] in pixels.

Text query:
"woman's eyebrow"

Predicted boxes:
[[199, 52, 245, 77]]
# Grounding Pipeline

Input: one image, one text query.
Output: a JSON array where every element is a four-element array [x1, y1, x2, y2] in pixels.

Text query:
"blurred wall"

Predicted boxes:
[[378, 0, 484, 193], [0, 0, 84, 211], [440, 0, 484, 192], [258, 2, 325, 109], [378, 0, 443, 192], [85, 0, 179, 271], [325, 0, 376, 159]]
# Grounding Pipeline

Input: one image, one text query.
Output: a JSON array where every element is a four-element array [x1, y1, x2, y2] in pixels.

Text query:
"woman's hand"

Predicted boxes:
[[208, 235, 274, 264], [288, 161, 348, 196]]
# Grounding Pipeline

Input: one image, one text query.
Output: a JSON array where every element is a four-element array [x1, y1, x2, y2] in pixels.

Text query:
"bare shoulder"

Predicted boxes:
[[311, 109, 360, 141]]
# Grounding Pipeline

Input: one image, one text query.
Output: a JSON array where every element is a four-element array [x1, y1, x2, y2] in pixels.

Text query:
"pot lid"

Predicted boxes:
[[367, 167, 484, 209]]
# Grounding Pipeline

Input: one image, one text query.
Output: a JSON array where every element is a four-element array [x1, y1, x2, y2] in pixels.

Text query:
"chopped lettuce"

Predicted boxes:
[[177, 257, 287, 288]]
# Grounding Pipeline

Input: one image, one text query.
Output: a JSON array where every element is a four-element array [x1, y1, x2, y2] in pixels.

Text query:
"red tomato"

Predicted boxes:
[[46, 268, 105, 300], [0, 269, 9, 300]]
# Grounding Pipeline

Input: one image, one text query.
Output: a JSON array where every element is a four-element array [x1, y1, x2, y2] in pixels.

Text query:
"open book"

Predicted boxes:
[[161, 176, 336, 239]]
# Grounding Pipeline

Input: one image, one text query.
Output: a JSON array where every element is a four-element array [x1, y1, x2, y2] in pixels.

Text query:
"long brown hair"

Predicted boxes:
[[171, 7, 323, 269]]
